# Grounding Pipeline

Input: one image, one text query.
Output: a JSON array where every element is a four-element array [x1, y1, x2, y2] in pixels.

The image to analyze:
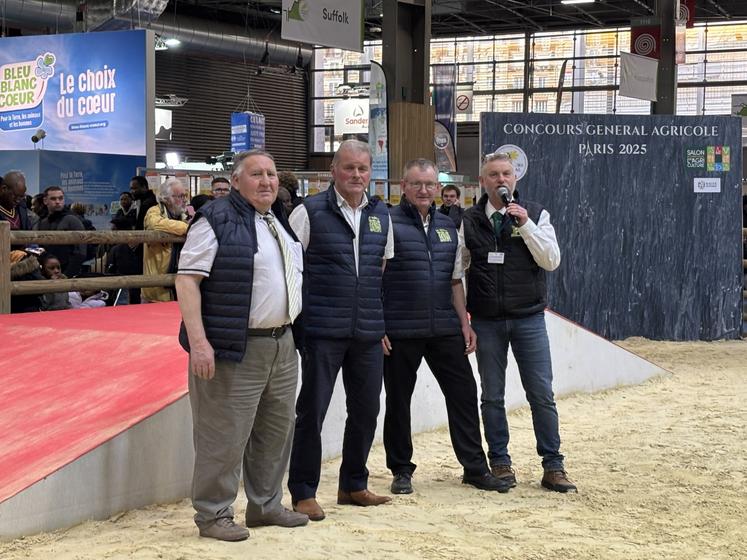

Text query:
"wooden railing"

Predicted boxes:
[[3, 222, 747, 319], [1, 221, 185, 314]]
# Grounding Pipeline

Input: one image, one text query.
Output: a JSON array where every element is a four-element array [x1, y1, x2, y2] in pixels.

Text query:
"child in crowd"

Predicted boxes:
[[39, 253, 71, 311]]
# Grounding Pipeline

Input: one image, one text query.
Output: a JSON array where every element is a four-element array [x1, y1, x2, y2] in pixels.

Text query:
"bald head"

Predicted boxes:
[[2, 171, 27, 208]]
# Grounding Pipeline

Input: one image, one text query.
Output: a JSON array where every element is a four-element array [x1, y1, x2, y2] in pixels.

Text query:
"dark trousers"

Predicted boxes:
[[383, 335, 489, 477], [288, 337, 383, 501]]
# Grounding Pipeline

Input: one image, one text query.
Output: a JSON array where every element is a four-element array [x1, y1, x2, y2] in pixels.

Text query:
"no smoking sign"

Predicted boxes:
[[455, 90, 472, 114]]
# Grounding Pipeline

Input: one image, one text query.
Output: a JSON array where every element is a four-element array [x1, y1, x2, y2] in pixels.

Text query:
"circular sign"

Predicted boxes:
[[434, 132, 450, 149], [677, 5, 690, 25], [634, 33, 656, 57], [456, 94, 471, 111], [493, 144, 528, 181]]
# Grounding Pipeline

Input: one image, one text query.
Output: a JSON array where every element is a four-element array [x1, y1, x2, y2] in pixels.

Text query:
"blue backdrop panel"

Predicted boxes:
[[480, 113, 743, 341], [38, 151, 145, 230], [0, 30, 147, 156], [0, 150, 40, 194]]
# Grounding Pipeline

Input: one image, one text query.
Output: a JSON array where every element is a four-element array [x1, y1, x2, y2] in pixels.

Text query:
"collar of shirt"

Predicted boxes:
[[421, 212, 431, 230], [334, 187, 368, 210], [485, 199, 507, 221]]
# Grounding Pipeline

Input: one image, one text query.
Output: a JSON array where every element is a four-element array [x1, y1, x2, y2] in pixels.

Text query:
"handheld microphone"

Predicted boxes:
[[497, 186, 516, 225]]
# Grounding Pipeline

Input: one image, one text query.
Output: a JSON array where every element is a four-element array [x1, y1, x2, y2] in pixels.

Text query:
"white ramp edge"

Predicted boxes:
[[321, 310, 668, 458], [2, 311, 666, 540], [0, 396, 194, 541]]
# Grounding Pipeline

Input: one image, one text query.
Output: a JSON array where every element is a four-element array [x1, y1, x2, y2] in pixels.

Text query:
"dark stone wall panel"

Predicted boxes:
[[480, 113, 743, 341]]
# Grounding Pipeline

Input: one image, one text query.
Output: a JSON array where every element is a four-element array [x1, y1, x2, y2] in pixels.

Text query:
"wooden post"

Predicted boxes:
[[0, 222, 10, 314]]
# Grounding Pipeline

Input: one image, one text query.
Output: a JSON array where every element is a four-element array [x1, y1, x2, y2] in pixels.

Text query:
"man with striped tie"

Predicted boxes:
[[175, 149, 307, 542]]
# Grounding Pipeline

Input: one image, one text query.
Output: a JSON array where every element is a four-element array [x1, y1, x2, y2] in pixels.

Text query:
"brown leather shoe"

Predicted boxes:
[[491, 464, 517, 488], [293, 498, 326, 521], [337, 489, 392, 506], [541, 470, 578, 493]]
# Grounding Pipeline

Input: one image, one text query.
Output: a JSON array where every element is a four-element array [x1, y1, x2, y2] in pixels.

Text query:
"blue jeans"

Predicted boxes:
[[471, 312, 564, 471]]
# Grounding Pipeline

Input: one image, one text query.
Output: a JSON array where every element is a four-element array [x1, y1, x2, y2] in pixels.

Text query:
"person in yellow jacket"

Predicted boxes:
[[142, 178, 190, 302]]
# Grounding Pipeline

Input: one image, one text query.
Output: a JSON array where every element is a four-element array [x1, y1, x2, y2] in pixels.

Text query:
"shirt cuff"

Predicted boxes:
[[518, 218, 538, 237], [177, 268, 210, 277]]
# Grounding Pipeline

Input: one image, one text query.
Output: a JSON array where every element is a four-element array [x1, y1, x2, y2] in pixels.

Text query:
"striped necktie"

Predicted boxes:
[[262, 214, 302, 322]]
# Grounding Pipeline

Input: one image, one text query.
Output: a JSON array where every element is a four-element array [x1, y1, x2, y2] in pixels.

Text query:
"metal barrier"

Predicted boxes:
[[1, 221, 185, 314]]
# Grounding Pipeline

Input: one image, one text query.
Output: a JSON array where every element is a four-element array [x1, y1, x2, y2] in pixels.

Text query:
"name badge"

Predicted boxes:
[[488, 251, 505, 264]]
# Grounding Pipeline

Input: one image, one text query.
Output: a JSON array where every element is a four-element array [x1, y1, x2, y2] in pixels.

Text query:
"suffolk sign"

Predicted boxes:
[[281, 0, 364, 52]]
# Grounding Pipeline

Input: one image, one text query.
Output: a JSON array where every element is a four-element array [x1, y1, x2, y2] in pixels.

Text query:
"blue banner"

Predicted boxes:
[[231, 111, 265, 152], [432, 65, 457, 172], [368, 61, 388, 198], [0, 30, 147, 156]]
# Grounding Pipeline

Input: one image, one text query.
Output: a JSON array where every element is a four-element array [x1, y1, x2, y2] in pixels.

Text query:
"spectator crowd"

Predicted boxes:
[[0, 169, 305, 313]]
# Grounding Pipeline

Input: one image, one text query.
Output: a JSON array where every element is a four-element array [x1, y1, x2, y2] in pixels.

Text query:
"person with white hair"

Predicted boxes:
[[141, 178, 189, 302]]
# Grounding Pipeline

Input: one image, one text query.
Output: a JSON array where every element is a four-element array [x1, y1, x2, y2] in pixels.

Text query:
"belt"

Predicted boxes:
[[246, 324, 290, 338]]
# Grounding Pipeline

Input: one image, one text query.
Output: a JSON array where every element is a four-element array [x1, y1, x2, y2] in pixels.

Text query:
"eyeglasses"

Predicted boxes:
[[406, 181, 438, 191], [174, 193, 189, 200]]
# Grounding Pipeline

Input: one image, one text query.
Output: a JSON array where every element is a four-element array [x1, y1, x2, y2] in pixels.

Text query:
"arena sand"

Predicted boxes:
[[1, 338, 744, 559]]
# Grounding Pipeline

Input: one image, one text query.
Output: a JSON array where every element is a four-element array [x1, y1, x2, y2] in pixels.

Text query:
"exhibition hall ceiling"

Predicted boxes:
[[173, 1, 747, 37]]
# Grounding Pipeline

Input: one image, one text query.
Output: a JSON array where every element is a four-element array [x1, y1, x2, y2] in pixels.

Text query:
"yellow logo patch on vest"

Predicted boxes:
[[435, 228, 452, 242], [368, 215, 382, 233]]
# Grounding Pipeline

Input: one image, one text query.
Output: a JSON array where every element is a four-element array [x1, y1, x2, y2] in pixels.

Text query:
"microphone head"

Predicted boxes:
[[37, 129, 46, 139], [497, 186, 511, 204]]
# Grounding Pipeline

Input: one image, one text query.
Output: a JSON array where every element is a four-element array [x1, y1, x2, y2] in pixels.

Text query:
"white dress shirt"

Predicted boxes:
[[289, 188, 395, 275], [177, 213, 303, 328], [460, 199, 561, 272]]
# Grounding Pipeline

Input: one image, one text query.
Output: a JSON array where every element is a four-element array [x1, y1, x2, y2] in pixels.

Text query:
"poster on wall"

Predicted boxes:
[[0, 30, 147, 155], [38, 151, 146, 230], [368, 61, 388, 198], [480, 112, 742, 341]]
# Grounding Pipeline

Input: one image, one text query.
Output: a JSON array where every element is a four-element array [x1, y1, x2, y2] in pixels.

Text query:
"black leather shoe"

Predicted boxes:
[[462, 472, 512, 493], [390, 472, 413, 494]]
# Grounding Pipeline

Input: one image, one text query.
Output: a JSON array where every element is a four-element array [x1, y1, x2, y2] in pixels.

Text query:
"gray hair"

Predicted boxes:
[[402, 158, 438, 180], [156, 177, 185, 204], [332, 139, 372, 166], [481, 152, 515, 176], [231, 149, 275, 180]]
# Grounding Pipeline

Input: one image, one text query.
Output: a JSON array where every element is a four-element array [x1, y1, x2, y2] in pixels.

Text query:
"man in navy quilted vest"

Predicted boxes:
[[382, 158, 511, 496], [175, 150, 308, 542], [461, 152, 576, 493], [287, 139, 394, 521]]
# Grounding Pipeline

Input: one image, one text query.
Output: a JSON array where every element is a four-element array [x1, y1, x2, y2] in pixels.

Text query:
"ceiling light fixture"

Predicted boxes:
[[164, 37, 181, 47], [561, 0, 596, 4]]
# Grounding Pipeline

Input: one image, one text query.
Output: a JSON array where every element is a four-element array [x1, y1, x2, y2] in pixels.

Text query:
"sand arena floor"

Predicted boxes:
[[1, 338, 745, 559]]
